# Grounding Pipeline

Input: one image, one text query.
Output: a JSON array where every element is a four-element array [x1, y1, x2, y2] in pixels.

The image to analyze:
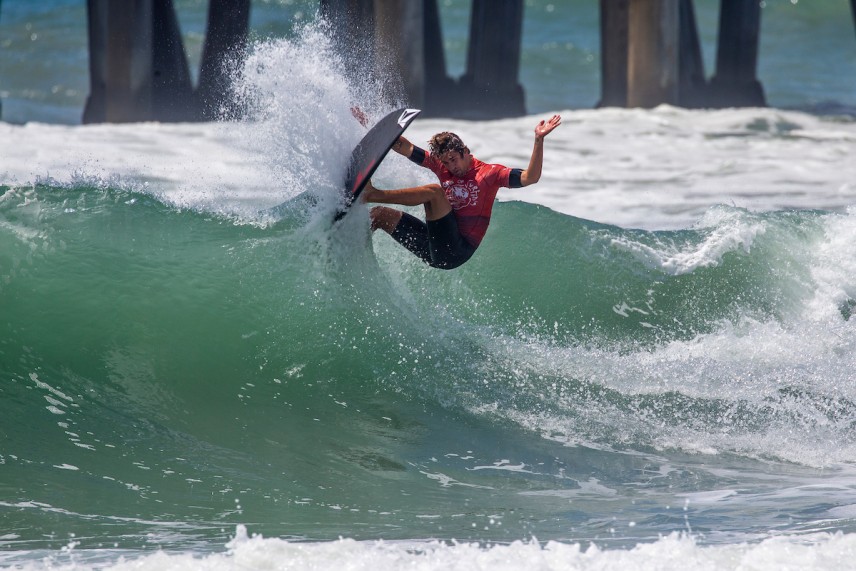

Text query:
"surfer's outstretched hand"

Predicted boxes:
[[535, 114, 562, 140]]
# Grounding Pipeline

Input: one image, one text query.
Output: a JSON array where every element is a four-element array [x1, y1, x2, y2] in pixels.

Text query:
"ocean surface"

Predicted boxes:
[[3, 1, 856, 570]]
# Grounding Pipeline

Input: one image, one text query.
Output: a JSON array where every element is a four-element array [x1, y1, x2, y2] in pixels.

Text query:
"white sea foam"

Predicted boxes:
[[3, 105, 856, 230], [7, 527, 856, 571], [805, 206, 856, 321], [494, 307, 856, 466], [606, 207, 767, 275]]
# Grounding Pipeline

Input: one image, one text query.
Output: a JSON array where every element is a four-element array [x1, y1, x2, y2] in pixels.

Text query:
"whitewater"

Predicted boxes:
[[2, 18, 856, 571]]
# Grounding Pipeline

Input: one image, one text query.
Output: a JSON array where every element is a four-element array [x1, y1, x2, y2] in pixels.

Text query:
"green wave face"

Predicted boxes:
[[2, 183, 855, 548]]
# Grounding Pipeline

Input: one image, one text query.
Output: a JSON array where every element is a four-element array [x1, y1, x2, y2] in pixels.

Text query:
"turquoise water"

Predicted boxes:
[[2, 2, 856, 569], [2, 181, 856, 554]]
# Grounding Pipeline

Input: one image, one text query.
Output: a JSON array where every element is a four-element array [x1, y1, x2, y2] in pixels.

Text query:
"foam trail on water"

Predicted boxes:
[[8, 527, 856, 571]]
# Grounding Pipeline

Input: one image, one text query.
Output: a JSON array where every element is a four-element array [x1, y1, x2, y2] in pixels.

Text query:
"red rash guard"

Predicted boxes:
[[420, 153, 517, 247]]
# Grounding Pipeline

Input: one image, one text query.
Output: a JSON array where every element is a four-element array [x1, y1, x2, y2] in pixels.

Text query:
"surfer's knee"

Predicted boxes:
[[370, 206, 403, 233], [426, 184, 444, 199]]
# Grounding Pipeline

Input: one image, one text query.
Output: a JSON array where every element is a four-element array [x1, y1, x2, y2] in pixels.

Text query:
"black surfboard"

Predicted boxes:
[[334, 107, 421, 222]]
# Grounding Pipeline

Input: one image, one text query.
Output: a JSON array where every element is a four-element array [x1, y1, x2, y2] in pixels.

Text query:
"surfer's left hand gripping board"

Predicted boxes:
[[333, 108, 421, 223]]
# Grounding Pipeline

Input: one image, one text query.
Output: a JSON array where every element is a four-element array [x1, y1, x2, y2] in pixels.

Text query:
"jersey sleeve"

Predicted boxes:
[[421, 151, 446, 178], [488, 164, 518, 188]]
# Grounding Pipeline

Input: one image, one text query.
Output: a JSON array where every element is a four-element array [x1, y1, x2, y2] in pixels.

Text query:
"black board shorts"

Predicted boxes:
[[390, 211, 476, 270]]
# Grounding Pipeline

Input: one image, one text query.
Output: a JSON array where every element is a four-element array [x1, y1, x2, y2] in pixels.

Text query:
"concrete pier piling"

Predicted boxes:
[[197, 0, 251, 120], [850, 0, 856, 38], [627, 0, 680, 108], [319, 0, 376, 82], [83, 0, 248, 124], [458, 0, 525, 117], [5, 0, 846, 124], [599, 0, 629, 108], [322, 0, 523, 118], [708, 0, 766, 107], [373, 0, 427, 108], [600, 0, 764, 109], [678, 0, 707, 108]]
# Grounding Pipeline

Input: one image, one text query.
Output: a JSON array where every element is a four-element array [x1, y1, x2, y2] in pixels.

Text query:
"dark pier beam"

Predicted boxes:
[[319, 0, 375, 83], [84, 0, 155, 123], [598, 0, 629, 108], [423, 0, 456, 106], [196, 0, 250, 120], [627, 0, 679, 108], [678, 0, 706, 108], [151, 0, 196, 121], [851, 0, 856, 39], [373, 0, 426, 107], [84, 0, 194, 123], [323, 0, 450, 114], [708, 0, 766, 107], [459, 0, 526, 118], [324, 0, 522, 118], [600, 0, 706, 109], [84, 0, 249, 124]]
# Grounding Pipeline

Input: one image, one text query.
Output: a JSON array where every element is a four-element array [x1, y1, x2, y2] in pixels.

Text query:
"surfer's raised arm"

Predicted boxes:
[[520, 114, 562, 187]]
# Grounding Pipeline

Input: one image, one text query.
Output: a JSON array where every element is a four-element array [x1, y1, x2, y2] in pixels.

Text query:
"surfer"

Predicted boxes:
[[361, 114, 562, 269]]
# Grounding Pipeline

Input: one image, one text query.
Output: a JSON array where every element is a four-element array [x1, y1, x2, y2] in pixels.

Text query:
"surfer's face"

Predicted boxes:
[[439, 150, 471, 177]]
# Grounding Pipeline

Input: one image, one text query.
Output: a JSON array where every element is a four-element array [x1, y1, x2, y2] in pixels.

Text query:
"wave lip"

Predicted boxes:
[[608, 207, 767, 276]]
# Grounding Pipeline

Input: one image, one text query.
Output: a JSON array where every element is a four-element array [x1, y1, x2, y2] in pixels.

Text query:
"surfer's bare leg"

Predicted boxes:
[[370, 206, 403, 233], [363, 181, 452, 221]]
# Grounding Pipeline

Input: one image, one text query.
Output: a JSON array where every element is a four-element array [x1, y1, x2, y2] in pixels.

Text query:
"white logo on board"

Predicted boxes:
[[398, 108, 420, 128]]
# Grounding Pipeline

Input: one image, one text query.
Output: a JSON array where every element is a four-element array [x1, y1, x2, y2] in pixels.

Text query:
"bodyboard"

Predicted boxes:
[[334, 107, 421, 221]]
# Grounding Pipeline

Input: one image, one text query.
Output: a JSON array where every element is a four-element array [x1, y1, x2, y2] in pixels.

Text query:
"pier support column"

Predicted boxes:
[[84, 0, 155, 123], [84, 0, 195, 123], [598, 0, 629, 107], [84, 0, 249, 123], [851, 0, 856, 40], [459, 0, 525, 118], [325, 0, 523, 118], [373, 0, 426, 107], [678, 0, 706, 107], [601, 0, 704, 108], [627, 0, 679, 108], [323, 0, 451, 114], [151, 0, 196, 121], [196, 0, 250, 120], [320, 0, 375, 82], [422, 0, 457, 111], [708, 0, 766, 107]]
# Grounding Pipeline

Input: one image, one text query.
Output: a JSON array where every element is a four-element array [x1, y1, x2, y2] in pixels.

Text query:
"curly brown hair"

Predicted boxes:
[[428, 132, 468, 158]]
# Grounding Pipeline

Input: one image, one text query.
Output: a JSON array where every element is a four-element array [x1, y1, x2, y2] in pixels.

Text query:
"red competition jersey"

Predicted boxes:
[[421, 154, 514, 247]]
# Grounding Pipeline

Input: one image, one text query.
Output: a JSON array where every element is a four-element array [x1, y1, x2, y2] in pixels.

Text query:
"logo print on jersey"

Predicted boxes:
[[446, 180, 479, 210]]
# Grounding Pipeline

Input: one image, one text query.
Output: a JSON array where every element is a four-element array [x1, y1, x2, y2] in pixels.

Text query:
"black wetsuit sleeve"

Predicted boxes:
[[409, 146, 427, 166], [508, 168, 524, 188]]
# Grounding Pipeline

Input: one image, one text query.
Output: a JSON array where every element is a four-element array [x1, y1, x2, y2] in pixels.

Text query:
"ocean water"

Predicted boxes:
[[3, 2, 856, 570]]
